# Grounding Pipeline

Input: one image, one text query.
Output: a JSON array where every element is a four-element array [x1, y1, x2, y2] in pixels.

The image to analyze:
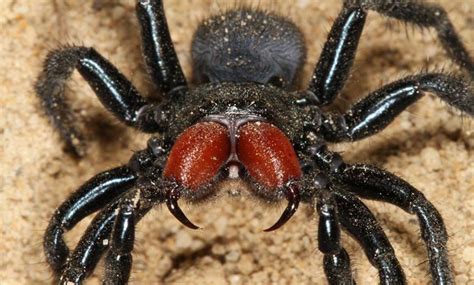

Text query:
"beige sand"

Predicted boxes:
[[1, 0, 473, 284]]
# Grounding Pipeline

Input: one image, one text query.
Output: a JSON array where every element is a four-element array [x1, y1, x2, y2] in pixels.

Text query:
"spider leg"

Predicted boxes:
[[316, 189, 355, 285], [306, 5, 367, 106], [337, 164, 452, 284], [44, 166, 137, 274], [348, 0, 474, 77], [35, 47, 165, 156], [59, 196, 126, 284], [45, 147, 158, 275], [136, 0, 187, 94], [103, 196, 136, 284], [303, 0, 473, 107], [319, 73, 473, 142], [307, 145, 405, 283], [59, 185, 163, 284], [334, 190, 406, 284]]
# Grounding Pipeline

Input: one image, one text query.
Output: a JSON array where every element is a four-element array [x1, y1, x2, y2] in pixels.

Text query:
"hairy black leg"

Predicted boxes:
[[306, 5, 367, 106], [103, 198, 136, 284], [44, 146, 157, 276], [136, 0, 187, 94], [44, 166, 137, 274], [59, 197, 124, 284], [306, 145, 404, 284], [337, 164, 452, 284], [35, 47, 163, 155], [59, 185, 164, 284], [334, 191, 406, 285], [302, 0, 474, 107], [320, 73, 474, 142], [348, 0, 474, 77], [58, 143, 165, 284], [316, 189, 355, 285]]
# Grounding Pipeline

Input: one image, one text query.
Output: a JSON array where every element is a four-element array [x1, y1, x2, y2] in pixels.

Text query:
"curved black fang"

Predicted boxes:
[[166, 187, 200, 230], [264, 184, 300, 232]]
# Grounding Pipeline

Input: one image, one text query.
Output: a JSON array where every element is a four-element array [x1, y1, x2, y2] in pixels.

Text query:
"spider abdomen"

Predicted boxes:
[[192, 9, 306, 88]]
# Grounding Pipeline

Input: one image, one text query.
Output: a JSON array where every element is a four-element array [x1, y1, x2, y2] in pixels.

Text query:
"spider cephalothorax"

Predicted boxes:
[[36, 0, 473, 284]]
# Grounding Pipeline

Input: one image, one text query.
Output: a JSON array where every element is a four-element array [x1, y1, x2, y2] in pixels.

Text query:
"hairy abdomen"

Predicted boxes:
[[192, 8, 306, 88]]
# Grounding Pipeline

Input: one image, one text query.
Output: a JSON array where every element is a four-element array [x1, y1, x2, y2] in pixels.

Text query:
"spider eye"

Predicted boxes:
[[268, 76, 285, 88]]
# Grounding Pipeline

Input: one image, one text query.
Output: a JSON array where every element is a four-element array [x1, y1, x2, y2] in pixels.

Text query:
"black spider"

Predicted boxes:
[[35, 0, 474, 284]]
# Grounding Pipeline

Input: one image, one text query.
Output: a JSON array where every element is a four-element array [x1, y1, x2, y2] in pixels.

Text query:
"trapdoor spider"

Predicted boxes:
[[35, 0, 473, 284]]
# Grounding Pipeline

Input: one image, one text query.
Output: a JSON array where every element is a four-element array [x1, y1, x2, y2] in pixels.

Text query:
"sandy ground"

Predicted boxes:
[[1, 0, 473, 284]]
